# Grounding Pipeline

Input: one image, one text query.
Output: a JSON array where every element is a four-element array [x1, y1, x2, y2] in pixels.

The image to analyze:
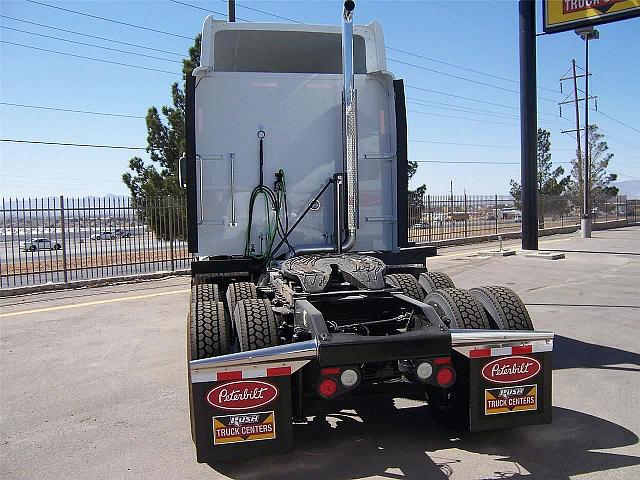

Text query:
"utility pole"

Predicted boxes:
[[228, 0, 235, 22], [559, 29, 599, 238]]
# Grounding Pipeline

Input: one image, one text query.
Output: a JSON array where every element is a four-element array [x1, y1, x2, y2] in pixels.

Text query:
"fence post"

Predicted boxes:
[[464, 194, 468, 238], [59, 195, 68, 283], [494, 195, 498, 235], [169, 196, 175, 272], [427, 194, 432, 242]]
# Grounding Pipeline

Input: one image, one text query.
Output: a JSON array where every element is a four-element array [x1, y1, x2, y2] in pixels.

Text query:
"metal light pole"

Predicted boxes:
[[575, 27, 599, 238], [519, 0, 538, 250]]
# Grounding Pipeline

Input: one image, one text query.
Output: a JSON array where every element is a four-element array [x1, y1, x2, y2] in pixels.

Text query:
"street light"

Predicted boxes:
[[575, 26, 599, 238]]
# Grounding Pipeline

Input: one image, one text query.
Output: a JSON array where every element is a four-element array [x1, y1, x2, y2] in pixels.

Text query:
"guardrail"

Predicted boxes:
[[1, 196, 192, 288]]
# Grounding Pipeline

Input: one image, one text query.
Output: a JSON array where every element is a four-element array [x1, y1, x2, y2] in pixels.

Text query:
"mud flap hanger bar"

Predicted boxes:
[[190, 340, 318, 383]]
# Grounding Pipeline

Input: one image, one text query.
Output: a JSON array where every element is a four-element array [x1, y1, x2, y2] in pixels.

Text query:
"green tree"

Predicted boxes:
[[122, 35, 201, 239], [567, 124, 618, 215], [408, 161, 427, 224], [510, 128, 570, 225]]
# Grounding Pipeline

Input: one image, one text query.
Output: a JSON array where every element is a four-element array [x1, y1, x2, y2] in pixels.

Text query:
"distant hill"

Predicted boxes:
[[614, 180, 640, 199]]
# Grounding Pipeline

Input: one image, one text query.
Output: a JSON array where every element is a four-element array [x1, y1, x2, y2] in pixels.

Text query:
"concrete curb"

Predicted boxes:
[[423, 220, 638, 249], [0, 269, 191, 298]]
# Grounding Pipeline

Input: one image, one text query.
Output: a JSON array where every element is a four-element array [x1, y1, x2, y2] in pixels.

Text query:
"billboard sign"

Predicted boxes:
[[543, 0, 640, 33]]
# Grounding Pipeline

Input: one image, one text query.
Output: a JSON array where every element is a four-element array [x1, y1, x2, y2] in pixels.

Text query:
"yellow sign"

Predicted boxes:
[[543, 0, 640, 33]]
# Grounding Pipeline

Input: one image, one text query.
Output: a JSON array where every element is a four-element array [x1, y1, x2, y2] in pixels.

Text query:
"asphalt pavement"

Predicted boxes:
[[1, 226, 639, 479]]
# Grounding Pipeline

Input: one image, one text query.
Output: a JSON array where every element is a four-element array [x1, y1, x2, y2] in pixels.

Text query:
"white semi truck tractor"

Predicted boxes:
[[181, 1, 553, 463]]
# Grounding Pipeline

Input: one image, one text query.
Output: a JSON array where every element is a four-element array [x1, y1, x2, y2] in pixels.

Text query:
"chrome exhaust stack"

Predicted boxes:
[[340, 0, 358, 252]]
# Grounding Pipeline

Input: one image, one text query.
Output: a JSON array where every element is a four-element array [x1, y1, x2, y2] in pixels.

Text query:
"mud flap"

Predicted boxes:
[[189, 341, 316, 463], [454, 341, 553, 431], [191, 373, 293, 462]]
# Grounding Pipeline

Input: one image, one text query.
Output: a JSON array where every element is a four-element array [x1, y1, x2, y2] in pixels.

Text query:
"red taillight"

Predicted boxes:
[[436, 367, 455, 387], [321, 367, 341, 375], [318, 378, 338, 397], [433, 357, 451, 365]]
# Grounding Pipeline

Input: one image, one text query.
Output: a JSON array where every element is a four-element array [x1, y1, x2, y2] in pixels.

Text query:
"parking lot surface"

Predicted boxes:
[[1, 226, 639, 479]]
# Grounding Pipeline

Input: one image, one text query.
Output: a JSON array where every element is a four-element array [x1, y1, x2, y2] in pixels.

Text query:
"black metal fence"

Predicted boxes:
[[408, 194, 637, 244], [1, 196, 191, 288], [1, 194, 638, 288]]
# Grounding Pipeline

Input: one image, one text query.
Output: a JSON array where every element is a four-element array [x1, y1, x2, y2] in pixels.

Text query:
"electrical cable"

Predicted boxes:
[[1, 102, 144, 119], [0, 26, 182, 63], [1, 139, 146, 150], [0, 41, 181, 76], [25, 0, 193, 39], [0, 15, 185, 56]]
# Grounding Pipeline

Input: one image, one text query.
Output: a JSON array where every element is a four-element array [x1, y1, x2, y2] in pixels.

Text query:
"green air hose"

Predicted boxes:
[[244, 169, 289, 263]]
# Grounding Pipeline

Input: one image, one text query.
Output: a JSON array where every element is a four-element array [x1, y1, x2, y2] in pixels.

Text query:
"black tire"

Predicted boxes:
[[233, 299, 278, 351], [226, 282, 257, 312], [196, 282, 220, 303], [28, 245, 36, 252], [425, 288, 490, 330], [470, 286, 534, 330], [386, 273, 425, 301], [418, 271, 455, 294], [189, 284, 231, 360], [53, 243, 62, 250]]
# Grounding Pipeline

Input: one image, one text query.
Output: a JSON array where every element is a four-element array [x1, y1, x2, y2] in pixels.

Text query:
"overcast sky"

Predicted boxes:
[[1, 0, 638, 198]]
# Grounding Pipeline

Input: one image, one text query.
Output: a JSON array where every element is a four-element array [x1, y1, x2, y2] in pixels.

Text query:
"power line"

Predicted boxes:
[[389, 57, 521, 94], [405, 84, 519, 110], [594, 109, 640, 135], [0, 15, 185, 56], [392, 58, 560, 104], [414, 160, 520, 165], [409, 139, 575, 151], [1, 26, 182, 64], [25, 0, 193, 40], [406, 98, 567, 124], [387, 46, 559, 94], [0, 41, 181, 76], [1, 139, 146, 150], [1, 102, 144, 119], [407, 109, 517, 127]]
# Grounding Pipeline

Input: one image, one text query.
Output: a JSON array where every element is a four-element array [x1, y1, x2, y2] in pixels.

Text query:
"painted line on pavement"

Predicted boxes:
[[0, 288, 190, 318]]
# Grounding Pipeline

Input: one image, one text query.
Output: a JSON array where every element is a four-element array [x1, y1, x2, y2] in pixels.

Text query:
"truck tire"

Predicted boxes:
[[386, 273, 425, 301], [194, 282, 220, 302], [233, 299, 279, 351], [226, 282, 257, 312], [470, 286, 534, 330], [418, 271, 455, 294], [190, 286, 231, 360], [425, 288, 490, 330]]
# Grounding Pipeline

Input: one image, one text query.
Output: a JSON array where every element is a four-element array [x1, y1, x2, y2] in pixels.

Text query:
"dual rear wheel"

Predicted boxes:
[[189, 281, 279, 361], [385, 272, 533, 331]]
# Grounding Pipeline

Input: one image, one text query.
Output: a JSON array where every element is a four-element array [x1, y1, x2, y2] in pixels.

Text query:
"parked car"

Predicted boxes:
[[114, 228, 132, 238], [446, 212, 469, 222], [413, 222, 430, 229], [22, 238, 61, 252], [91, 231, 116, 240]]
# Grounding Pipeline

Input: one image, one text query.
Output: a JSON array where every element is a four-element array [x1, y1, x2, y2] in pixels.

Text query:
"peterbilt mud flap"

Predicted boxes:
[[189, 341, 317, 463], [452, 333, 553, 431]]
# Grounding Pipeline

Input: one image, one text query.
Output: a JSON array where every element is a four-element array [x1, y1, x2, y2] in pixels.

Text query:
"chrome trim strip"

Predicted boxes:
[[450, 329, 554, 346], [190, 339, 318, 371]]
